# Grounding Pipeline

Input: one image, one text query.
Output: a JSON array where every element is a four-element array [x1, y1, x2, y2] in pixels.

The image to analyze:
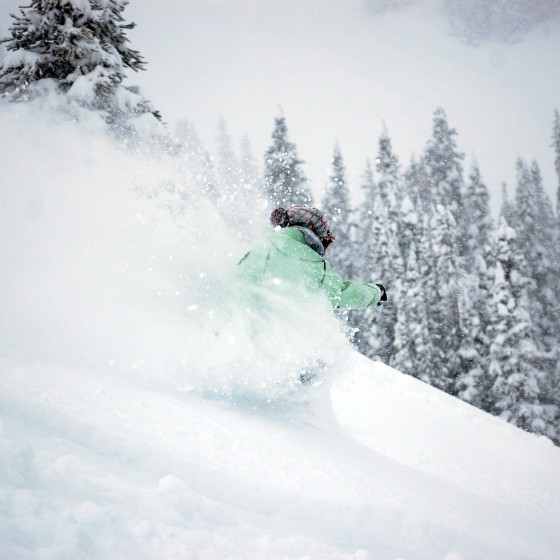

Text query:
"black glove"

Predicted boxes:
[[376, 284, 387, 306]]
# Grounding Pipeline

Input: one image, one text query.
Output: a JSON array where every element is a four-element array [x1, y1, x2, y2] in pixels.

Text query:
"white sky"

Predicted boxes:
[[3, 0, 560, 212]]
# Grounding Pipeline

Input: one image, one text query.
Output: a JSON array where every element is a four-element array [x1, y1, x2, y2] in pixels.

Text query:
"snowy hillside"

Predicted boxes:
[[2, 351, 560, 559], [2, 102, 560, 560]]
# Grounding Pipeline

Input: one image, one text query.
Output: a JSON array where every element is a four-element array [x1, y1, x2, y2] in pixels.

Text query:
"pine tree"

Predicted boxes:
[[487, 216, 552, 436], [463, 160, 494, 270], [411, 213, 443, 385], [376, 125, 403, 218], [405, 154, 433, 216], [500, 182, 515, 224], [321, 144, 354, 276], [359, 177, 404, 363], [453, 162, 494, 406], [423, 108, 467, 251], [375, 125, 407, 254], [400, 156, 426, 268], [424, 204, 463, 394], [347, 160, 378, 353], [455, 250, 494, 407], [553, 109, 560, 217], [550, 109, 560, 442], [356, 160, 378, 271], [263, 114, 312, 208], [514, 158, 557, 353], [0, 0, 159, 123], [391, 241, 435, 379]]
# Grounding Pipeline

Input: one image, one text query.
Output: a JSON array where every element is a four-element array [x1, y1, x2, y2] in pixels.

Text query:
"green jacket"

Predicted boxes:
[[237, 227, 382, 309]]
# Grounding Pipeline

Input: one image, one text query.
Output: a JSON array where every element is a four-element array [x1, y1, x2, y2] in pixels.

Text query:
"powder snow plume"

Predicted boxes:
[[0, 99, 352, 406]]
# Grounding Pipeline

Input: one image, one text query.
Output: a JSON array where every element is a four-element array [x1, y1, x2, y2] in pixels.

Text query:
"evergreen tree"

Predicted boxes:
[[423, 108, 467, 251], [321, 144, 354, 276], [550, 109, 560, 441], [359, 177, 404, 363], [411, 213, 444, 386], [357, 160, 378, 269], [454, 161, 494, 404], [500, 181, 515, 224], [400, 156, 426, 267], [0, 0, 159, 123], [463, 160, 494, 270], [455, 249, 494, 408], [487, 216, 552, 436], [376, 125, 403, 219], [391, 241, 435, 380], [424, 204, 463, 394], [263, 114, 312, 208], [553, 109, 560, 217], [405, 154, 433, 216], [513, 158, 558, 353], [347, 160, 378, 352]]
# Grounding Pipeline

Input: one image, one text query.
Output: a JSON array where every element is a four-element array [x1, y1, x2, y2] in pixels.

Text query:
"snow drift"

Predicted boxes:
[[1, 102, 560, 560]]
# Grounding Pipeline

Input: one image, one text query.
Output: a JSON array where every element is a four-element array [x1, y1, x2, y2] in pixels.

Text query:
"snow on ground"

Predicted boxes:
[[2, 354, 560, 560], [1, 102, 560, 560]]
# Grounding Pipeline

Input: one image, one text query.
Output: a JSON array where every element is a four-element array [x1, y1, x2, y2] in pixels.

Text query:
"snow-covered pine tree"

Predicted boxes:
[[454, 162, 494, 406], [400, 156, 427, 267], [551, 109, 560, 441], [552, 112, 560, 213], [391, 240, 436, 380], [462, 160, 494, 270], [0, 0, 159, 125], [455, 248, 494, 408], [424, 204, 463, 394], [500, 181, 515, 224], [423, 108, 467, 252], [405, 154, 433, 217], [487, 216, 553, 437], [376, 125, 404, 220], [553, 109, 560, 217], [356, 160, 377, 265], [263, 114, 312, 209], [347, 160, 378, 352], [321, 143, 354, 276], [358, 174, 404, 364], [513, 158, 558, 353], [369, 127, 405, 361]]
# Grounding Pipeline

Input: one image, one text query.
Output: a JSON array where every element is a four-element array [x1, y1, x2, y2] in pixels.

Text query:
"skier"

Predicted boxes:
[[237, 205, 387, 310]]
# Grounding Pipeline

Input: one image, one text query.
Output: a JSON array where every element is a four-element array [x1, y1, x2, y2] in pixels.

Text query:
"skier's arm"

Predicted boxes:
[[337, 280, 383, 309], [322, 261, 385, 309]]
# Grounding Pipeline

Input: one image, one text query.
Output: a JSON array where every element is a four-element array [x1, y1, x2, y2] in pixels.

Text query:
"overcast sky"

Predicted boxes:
[[3, 0, 560, 212]]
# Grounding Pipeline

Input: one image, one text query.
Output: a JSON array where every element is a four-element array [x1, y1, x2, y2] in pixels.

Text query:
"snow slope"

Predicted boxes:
[[1, 102, 560, 560], [2, 354, 560, 560]]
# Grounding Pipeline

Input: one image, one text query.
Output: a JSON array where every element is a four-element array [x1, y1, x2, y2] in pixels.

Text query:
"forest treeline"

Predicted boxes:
[[2, 0, 559, 443]]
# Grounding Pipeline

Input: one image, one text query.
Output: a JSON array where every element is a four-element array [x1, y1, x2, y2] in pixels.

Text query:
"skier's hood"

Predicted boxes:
[[290, 226, 325, 257]]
